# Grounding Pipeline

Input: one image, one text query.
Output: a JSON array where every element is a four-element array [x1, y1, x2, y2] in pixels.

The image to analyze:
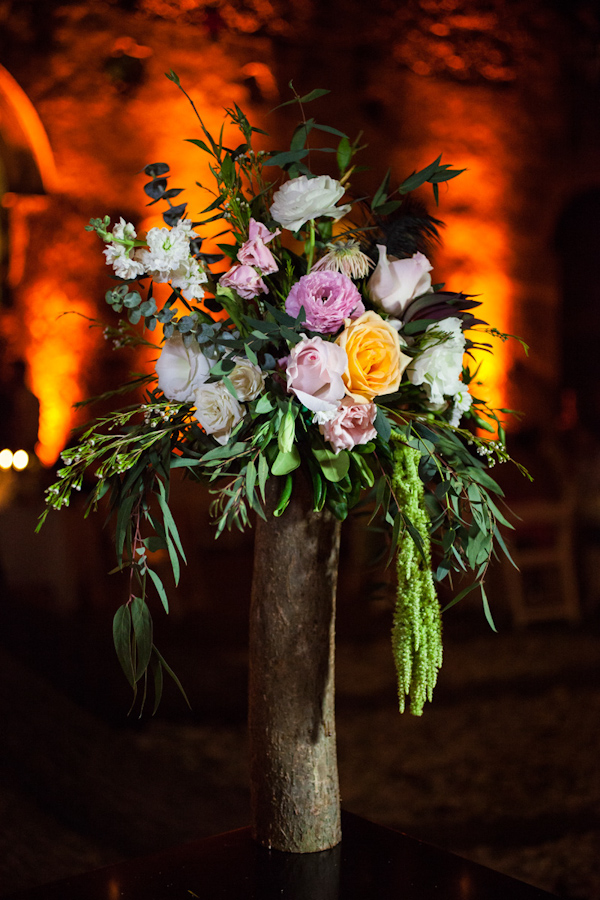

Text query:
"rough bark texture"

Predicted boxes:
[[249, 475, 342, 852]]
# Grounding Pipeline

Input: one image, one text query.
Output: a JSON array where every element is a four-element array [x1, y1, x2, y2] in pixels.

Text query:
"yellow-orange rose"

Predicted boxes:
[[335, 310, 411, 403]]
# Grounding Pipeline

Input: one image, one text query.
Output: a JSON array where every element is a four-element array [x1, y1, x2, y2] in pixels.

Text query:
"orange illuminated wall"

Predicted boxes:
[[398, 75, 518, 417], [1, 49, 268, 465]]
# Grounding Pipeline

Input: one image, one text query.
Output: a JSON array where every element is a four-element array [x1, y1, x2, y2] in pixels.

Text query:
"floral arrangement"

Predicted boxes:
[[40, 76, 526, 716]]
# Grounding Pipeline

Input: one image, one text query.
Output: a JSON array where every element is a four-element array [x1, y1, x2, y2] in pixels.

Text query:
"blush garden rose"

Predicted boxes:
[[285, 335, 348, 413], [368, 245, 433, 318]]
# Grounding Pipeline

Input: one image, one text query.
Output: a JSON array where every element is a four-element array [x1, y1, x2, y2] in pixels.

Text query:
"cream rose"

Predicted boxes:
[[336, 310, 411, 403], [229, 357, 265, 401], [368, 245, 433, 317], [270, 175, 352, 233], [193, 382, 244, 445], [155, 334, 211, 402]]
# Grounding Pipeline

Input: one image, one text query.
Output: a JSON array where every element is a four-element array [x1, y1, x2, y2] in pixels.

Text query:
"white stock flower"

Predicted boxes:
[[103, 243, 145, 279], [449, 388, 473, 427], [112, 217, 137, 242], [170, 257, 208, 301], [229, 357, 265, 401], [408, 317, 465, 406], [270, 175, 352, 232], [103, 217, 145, 279], [368, 245, 433, 317], [136, 219, 197, 283], [193, 382, 244, 445], [155, 334, 211, 402]]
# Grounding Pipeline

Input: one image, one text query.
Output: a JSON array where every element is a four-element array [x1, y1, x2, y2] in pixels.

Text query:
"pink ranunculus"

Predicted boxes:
[[285, 271, 365, 334], [368, 245, 433, 317], [286, 335, 348, 413], [219, 264, 267, 299], [319, 398, 378, 453], [237, 218, 280, 275]]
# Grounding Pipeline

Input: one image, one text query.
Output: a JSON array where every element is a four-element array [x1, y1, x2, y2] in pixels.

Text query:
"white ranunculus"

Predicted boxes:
[[229, 357, 265, 402], [408, 317, 465, 406], [270, 175, 352, 233], [368, 245, 433, 317], [193, 382, 244, 445], [155, 334, 211, 402]]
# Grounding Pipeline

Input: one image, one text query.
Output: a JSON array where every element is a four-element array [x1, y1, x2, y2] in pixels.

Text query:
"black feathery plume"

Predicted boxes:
[[363, 197, 443, 261]]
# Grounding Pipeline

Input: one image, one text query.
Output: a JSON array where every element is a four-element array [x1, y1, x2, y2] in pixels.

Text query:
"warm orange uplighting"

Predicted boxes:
[[23, 283, 96, 466], [0, 65, 57, 192], [398, 78, 516, 416]]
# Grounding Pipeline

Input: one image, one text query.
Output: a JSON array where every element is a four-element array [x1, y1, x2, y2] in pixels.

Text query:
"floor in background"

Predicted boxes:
[[0, 592, 599, 900]]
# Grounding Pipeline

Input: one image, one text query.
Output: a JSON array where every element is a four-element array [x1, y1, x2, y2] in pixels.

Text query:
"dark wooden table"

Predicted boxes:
[[5, 811, 558, 899]]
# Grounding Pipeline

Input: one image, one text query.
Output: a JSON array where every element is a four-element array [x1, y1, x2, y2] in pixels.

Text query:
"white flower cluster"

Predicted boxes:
[[102, 217, 207, 300], [407, 317, 471, 425], [155, 334, 265, 445], [103, 218, 145, 280]]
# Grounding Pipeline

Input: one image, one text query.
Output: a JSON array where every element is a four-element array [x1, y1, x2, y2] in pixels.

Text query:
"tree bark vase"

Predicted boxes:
[[248, 476, 342, 852]]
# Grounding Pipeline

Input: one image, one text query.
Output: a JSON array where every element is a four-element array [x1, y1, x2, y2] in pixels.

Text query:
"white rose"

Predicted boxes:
[[408, 317, 465, 406], [367, 245, 433, 317], [229, 357, 265, 401], [270, 175, 352, 233], [155, 334, 211, 402], [193, 382, 244, 445]]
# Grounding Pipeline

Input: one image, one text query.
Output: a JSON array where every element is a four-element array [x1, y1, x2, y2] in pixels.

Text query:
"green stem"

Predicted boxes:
[[305, 219, 316, 272]]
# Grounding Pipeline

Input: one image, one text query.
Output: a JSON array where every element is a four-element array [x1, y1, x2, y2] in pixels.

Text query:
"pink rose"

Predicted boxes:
[[219, 264, 267, 299], [285, 271, 365, 334], [286, 335, 348, 413], [237, 218, 280, 275], [318, 398, 377, 453], [368, 245, 433, 317]]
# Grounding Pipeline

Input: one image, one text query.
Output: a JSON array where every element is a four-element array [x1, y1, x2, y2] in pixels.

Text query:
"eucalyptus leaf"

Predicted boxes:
[[131, 597, 153, 681], [147, 567, 170, 614], [272, 446, 301, 476], [312, 446, 350, 482], [113, 604, 134, 687]]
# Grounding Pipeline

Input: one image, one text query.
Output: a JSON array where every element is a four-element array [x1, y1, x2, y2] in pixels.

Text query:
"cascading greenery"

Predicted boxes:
[[391, 438, 443, 715]]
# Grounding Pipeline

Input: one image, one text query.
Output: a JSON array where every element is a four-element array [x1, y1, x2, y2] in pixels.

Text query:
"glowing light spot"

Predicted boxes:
[[0, 450, 13, 470], [12, 450, 29, 470]]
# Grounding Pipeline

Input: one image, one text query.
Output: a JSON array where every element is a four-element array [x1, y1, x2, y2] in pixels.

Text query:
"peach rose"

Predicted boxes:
[[335, 310, 411, 403]]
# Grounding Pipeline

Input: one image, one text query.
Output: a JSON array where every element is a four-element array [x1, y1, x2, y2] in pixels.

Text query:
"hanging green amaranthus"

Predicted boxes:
[[391, 438, 443, 715]]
